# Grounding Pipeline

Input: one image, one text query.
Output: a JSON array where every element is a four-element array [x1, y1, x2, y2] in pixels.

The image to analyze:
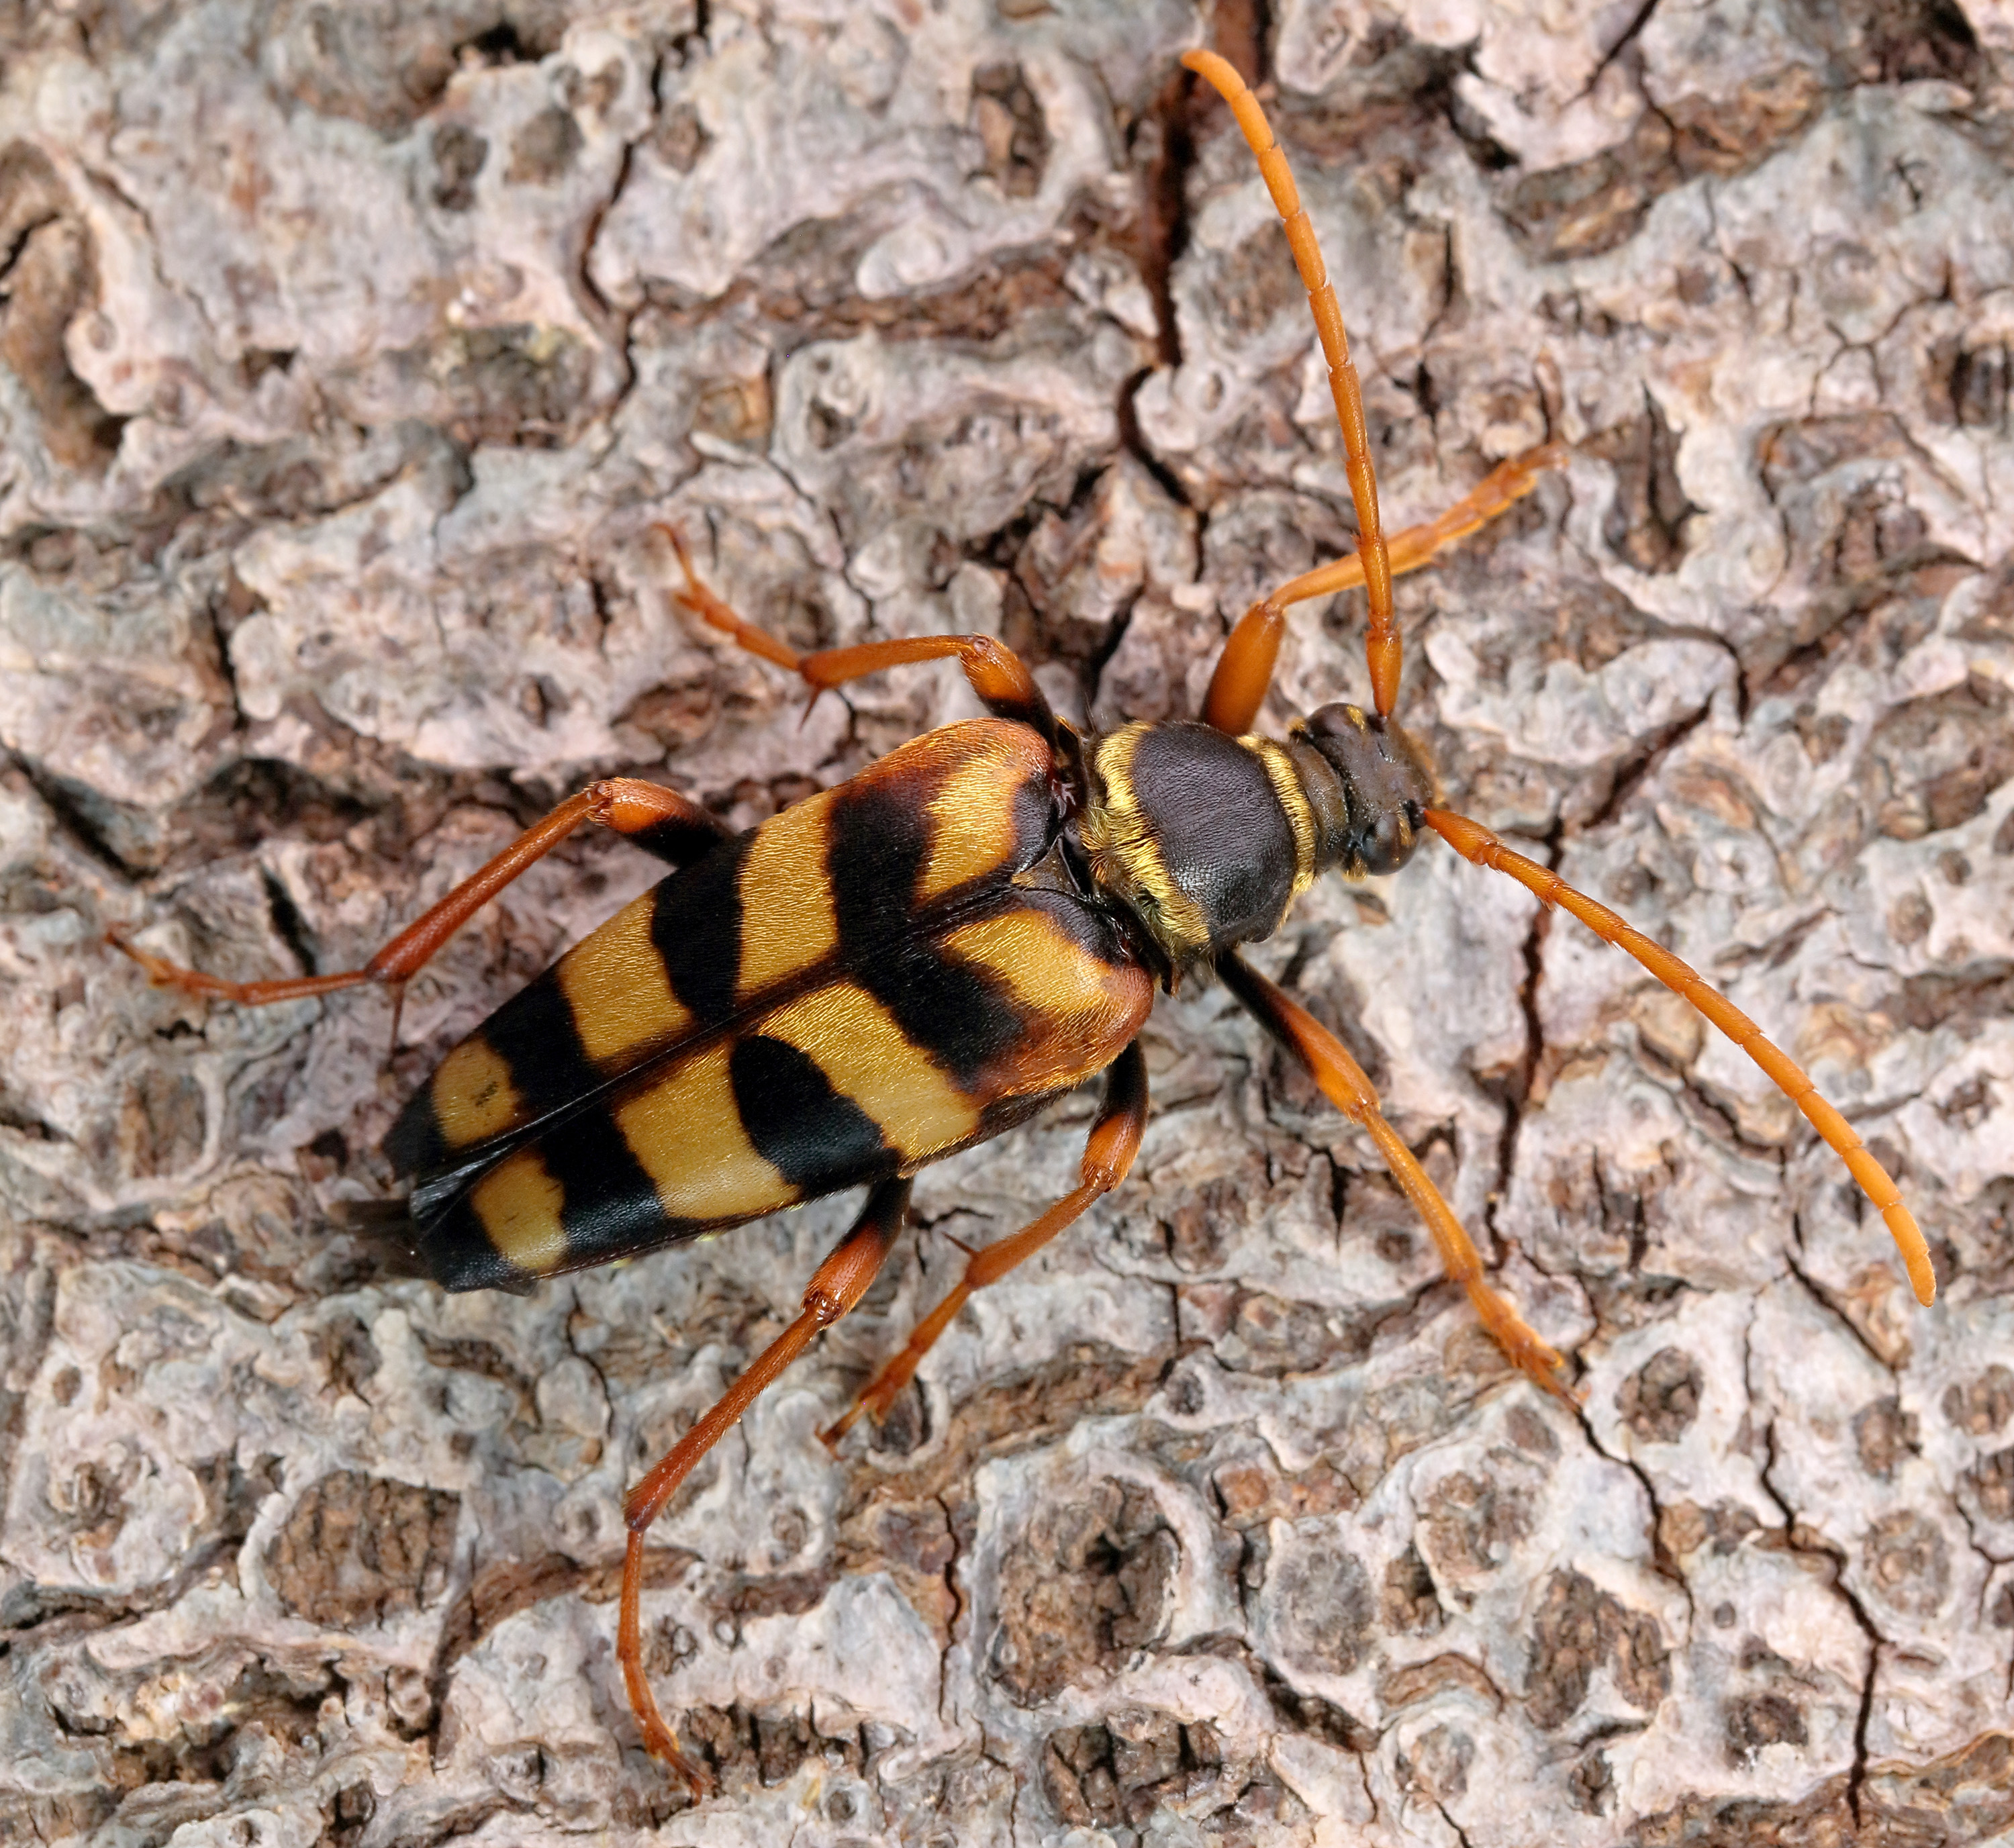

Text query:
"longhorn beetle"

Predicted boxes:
[[114, 50, 1935, 1794]]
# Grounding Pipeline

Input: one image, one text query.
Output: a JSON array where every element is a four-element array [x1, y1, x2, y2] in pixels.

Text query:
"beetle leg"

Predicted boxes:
[[659, 525, 1059, 746], [1275, 445, 1567, 606], [1200, 446, 1567, 736], [109, 779, 724, 1020], [618, 1176, 910, 1793], [656, 524, 808, 674], [1424, 808, 1936, 1308], [822, 1040, 1149, 1447], [1198, 592, 1292, 739], [1216, 949, 1574, 1398]]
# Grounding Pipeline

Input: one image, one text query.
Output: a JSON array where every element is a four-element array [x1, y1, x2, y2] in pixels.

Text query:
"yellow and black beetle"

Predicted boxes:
[[113, 51, 1935, 1793]]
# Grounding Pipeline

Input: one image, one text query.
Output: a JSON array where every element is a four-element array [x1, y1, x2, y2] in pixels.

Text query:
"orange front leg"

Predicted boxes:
[[1186, 42, 1566, 730], [1200, 446, 1566, 736], [1184, 50, 1396, 714], [1217, 949, 1573, 1396]]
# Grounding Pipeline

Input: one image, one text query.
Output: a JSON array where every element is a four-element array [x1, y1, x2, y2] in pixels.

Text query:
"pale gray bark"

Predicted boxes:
[[2, 2, 2013, 1844]]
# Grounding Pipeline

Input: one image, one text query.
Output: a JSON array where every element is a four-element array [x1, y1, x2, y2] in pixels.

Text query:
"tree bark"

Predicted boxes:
[[2, 2, 2012, 1843]]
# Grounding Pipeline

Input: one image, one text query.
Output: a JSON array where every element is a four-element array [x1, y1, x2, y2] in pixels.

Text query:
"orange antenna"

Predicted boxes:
[[1425, 809, 1935, 1306], [1182, 50, 1400, 717]]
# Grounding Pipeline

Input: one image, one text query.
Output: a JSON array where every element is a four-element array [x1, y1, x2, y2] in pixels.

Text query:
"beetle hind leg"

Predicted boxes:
[[111, 777, 726, 1036], [822, 1041, 1149, 1447], [618, 1176, 911, 1791]]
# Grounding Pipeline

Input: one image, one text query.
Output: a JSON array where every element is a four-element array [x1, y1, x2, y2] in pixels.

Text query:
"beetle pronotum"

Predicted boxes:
[[114, 48, 1934, 1793]]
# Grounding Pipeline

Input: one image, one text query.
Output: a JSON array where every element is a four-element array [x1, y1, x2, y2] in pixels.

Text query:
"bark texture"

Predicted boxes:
[[3, 2, 2013, 1843]]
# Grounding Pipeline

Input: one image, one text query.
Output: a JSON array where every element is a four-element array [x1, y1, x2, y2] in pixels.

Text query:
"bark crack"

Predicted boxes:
[[1437, 1797, 1478, 1848], [1571, 1395, 1698, 1626], [930, 1486, 965, 1735], [1782, 1249, 1896, 1375], [8, 752, 142, 880], [1749, 1326, 1886, 1829], [1581, 0, 1664, 96], [1482, 819, 1560, 1260], [1574, 695, 1719, 834]]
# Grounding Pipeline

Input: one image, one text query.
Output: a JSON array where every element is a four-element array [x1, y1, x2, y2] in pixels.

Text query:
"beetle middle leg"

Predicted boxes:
[[659, 524, 1060, 745], [1216, 949, 1572, 1396], [822, 1038, 1149, 1446], [618, 1174, 912, 1793]]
